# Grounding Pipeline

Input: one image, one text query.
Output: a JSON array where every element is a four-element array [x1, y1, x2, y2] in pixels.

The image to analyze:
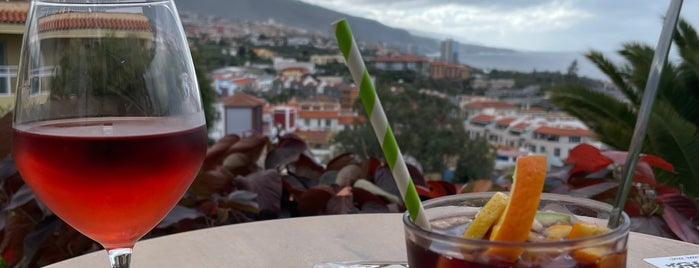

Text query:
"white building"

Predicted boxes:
[[273, 57, 315, 74], [209, 92, 266, 140], [465, 112, 601, 166], [460, 98, 519, 118]]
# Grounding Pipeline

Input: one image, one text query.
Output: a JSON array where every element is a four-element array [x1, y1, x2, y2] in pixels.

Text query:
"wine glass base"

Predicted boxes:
[[108, 248, 132, 268]]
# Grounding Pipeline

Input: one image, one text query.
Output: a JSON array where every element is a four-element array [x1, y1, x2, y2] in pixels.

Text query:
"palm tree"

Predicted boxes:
[[549, 19, 699, 198]]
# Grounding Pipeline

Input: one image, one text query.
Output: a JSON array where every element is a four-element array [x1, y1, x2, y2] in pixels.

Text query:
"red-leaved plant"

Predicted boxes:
[[1, 111, 698, 267], [545, 143, 699, 243], [0, 122, 458, 267]]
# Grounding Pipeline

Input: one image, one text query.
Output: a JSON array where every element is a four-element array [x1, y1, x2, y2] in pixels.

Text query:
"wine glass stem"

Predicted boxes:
[[108, 248, 133, 268]]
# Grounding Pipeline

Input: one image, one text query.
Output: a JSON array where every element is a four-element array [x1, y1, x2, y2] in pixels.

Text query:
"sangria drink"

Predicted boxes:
[[403, 192, 630, 268]]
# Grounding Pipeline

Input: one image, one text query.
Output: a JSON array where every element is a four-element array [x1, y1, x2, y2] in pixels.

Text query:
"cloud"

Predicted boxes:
[[300, 0, 699, 52], [303, 0, 591, 50]]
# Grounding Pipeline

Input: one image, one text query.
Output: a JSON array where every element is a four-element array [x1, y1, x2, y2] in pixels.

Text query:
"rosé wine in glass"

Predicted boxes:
[[13, 117, 207, 248], [12, 0, 206, 267]]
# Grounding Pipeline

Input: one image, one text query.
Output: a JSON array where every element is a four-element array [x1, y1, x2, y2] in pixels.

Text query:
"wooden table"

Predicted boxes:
[[45, 213, 699, 267]]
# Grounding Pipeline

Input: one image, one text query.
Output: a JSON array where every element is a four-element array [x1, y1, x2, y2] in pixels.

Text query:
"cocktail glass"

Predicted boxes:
[[403, 192, 630, 268]]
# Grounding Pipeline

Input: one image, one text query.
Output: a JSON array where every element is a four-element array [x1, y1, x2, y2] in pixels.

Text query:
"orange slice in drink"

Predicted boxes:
[[486, 155, 547, 261], [463, 191, 508, 239], [571, 246, 613, 264], [543, 224, 573, 241], [566, 222, 615, 265], [567, 221, 611, 239]]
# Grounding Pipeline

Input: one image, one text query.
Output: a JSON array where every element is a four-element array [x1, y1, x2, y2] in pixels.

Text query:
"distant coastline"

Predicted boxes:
[[459, 51, 613, 81]]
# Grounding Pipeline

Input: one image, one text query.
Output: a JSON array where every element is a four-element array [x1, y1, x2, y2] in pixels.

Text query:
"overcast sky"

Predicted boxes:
[[298, 0, 698, 53]]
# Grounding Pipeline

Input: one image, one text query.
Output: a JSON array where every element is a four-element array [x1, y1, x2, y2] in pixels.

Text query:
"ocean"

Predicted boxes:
[[460, 51, 613, 81]]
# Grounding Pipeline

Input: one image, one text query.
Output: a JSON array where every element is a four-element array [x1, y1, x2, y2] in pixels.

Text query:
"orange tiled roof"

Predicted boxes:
[[534, 126, 593, 137], [297, 110, 338, 119], [466, 101, 517, 109], [281, 66, 309, 73], [496, 117, 517, 126], [338, 115, 357, 125], [220, 91, 266, 107], [340, 114, 366, 124], [429, 60, 463, 68], [511, 122, 529, 130], [0, 2, 28, 24], [232, 77, 256, 86], [38, 12, 151, 32], [471, 114, 495, 123]]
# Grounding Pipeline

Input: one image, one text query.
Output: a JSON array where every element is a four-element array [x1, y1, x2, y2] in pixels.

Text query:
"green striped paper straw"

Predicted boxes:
[[332, 18, 430, 229]]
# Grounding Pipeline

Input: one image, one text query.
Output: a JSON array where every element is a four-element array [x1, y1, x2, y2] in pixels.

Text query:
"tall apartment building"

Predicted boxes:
[[440, 38, 459, 64]]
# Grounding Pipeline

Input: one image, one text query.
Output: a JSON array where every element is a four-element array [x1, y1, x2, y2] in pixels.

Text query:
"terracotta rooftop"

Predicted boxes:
[[534, 126, 593, 137], [220, 92, 266, 107], [429, 61, 463, 68], [232, 77, 256, 86], [466, 101, 517, 110], [471, 114, 495, 123], [496, 117, 517, 126], [510, 122, 529, 130], [38, 12, 151, 32], [0, 4, 152, 32], [298, 110, 338, 119], [0, 2, 27, 24], [337, 115, 354, 125]]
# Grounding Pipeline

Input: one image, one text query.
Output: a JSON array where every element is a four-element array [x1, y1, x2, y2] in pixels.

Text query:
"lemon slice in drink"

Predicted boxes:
[[462, 192, 508, 239]]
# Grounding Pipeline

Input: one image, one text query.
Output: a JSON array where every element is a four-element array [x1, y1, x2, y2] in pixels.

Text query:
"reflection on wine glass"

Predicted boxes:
[[11, 1, 207, 267]]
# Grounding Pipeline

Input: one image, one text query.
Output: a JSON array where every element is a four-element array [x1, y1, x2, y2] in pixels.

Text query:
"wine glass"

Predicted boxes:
[[11, 0, 207, 267]]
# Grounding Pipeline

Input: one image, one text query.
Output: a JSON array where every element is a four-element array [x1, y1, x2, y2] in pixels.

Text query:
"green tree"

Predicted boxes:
[[567, 59, 579, 78], [549, 19, 699, 198], [454, 137, 496, 182], [47, 37, 160, 118], [192, 51, 220, 133], [332, 87, 494, 182], [46, 36, 219, 134]]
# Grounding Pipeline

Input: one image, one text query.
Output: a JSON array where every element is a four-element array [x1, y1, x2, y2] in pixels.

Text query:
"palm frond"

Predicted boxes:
[[549, 84, 636, 149], [675, 19, 699, 65], [617, 42, 659, 95], [645, 102, 699, 197], [585, 50, 638, 105], [666, 19, 699, 127], [559, 18, 699, 200]]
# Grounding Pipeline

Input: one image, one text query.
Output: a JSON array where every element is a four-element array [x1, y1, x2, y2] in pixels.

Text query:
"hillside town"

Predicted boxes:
[[2, 2, 699, 267], [0, 4, 611, 176], [177, 12, 607, 173]]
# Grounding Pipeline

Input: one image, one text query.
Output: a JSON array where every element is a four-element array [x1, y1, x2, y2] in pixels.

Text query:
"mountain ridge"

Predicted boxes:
[[173, 0, 513, 55]]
